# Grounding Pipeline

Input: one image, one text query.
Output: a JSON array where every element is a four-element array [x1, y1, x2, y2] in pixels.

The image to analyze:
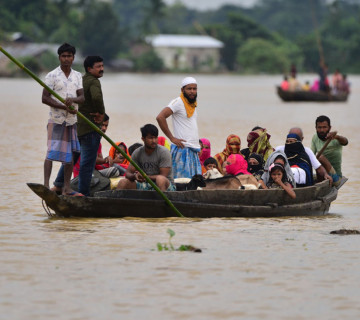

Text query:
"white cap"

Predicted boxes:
[[181, 76, 197, 88]]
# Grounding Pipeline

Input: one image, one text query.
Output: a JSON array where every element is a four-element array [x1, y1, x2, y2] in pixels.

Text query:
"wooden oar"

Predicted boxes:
[[0, 46, 184, 218], [316, 131, 337, 159]]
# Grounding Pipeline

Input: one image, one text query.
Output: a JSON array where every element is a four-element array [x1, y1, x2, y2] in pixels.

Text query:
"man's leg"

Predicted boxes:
[[117, 178, 136, 190], [155, 175, 170, 191], [44, 159, 52, 188], [78, 132, 101, 196], [62, 163, 74, 195], [53, 152, 80, 190]]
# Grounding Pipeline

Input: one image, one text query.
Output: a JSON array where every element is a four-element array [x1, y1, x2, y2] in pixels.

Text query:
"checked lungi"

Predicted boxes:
[[46, 121, 80, 163]]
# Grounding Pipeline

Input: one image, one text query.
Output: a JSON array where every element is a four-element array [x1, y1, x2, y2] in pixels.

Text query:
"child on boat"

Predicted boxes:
[[266, 163, 296, 199]]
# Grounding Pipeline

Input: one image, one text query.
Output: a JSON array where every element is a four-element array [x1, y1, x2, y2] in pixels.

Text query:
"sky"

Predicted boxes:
[[163, 0, 258, 11]]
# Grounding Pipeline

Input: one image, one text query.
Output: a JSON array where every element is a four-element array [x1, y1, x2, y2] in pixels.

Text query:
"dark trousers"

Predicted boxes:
[[54, 131, 101, 196]]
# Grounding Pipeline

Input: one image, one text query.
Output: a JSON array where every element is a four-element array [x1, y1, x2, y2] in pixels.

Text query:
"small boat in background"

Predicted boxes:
[[277, 86, 349, 102]]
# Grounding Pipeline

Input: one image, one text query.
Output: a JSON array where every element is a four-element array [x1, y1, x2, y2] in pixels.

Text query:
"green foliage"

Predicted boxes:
[[77, 1, 123, 61], [133, 49, 164, 72], [237, 38, 290, 74], [155, 229, 201, 252]]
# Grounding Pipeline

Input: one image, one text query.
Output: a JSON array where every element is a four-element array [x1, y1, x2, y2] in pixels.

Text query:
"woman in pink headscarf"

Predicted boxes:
[[223, 154, 252, 176]]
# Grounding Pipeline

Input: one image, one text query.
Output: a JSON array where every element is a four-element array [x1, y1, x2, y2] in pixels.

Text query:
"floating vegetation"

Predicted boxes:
[[156, 229, 201, 252], [330, 229, 360, 235]]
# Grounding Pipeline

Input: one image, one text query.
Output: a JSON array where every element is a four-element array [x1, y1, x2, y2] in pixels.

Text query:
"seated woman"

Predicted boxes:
[[247, 153, 264, 181], [199, 138, 211, 174], [284, 133, 313, 187], [260, 150, 296, 189], [214, 134, 242, 175], [266, 163, 296, 199], [108, 141, 131, 175], [241, 127, 274, 162], [223, 154, 259, 187]]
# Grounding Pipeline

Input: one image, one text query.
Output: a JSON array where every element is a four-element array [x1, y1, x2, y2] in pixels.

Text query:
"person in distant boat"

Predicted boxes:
[[302, 81, 310, 91], [290, 63, 297, 78], [117, 124, 176, 191], [280, 75, 289, 91], [156, 77, 201, 179], [266, 163, 296, 199], [338, 74, 350, 94], [276, 127, 332, 186], [332, 69, 343, 93], [288, 75, 302, 91], [319, 61, 330, 92], [214, 134, 242, 175], [311, 115, 348, 184], [42, 43, 84, 196]]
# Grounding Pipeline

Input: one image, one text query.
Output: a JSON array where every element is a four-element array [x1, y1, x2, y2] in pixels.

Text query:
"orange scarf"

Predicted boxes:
[[180, 92, 197, 118]]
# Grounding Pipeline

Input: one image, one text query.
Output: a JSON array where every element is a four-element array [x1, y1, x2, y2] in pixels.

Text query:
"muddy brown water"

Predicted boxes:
[[1, 74, 359, 319]]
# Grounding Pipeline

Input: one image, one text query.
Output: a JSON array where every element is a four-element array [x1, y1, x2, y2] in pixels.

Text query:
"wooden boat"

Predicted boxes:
[[27, 180, 342, 218], [277, 86, 348, 102]]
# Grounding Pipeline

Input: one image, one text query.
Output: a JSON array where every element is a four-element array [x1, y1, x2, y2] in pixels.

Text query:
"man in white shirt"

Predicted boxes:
[[42, 43, 84, 196], [276, 127, 332, 185], [156, 77, 201, 178]]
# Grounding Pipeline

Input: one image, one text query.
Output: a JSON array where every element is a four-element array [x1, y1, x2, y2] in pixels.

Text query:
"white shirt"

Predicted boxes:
[[44, 66, 83, 126], [168, 97, 200, 149], [275, 145, 321, 170]]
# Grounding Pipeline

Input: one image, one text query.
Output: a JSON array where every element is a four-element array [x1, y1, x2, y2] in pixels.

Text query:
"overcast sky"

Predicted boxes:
[[164, 0, 258, 11]]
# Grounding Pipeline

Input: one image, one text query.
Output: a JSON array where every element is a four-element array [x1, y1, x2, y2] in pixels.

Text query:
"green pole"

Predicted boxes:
[[0, 46, 184, 218]]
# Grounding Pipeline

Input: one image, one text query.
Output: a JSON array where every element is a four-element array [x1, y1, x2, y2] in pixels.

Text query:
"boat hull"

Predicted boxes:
[[27, 180, 338, 218], [277, 86, 348, 102]]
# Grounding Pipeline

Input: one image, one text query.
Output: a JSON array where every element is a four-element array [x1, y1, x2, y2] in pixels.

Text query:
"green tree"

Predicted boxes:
[[237, 38, 290, 73], [77, 1, 123, 61]]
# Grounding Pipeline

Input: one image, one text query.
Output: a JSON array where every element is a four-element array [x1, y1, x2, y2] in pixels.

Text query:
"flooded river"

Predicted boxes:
[[0, 74, 359, 319]]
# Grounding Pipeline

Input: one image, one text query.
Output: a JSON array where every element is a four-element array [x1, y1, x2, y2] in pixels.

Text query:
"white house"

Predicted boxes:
[[146, 34, 224, 72]]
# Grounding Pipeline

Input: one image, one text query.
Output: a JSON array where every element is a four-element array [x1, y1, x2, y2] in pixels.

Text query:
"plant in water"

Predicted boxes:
[[156, 229, 201, 252]]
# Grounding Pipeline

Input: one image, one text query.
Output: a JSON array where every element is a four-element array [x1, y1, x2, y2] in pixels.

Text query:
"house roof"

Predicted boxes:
[[146, 34, 224, 49]]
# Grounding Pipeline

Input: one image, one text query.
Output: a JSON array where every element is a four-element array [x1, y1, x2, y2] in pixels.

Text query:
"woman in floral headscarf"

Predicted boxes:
[[241, 127, 274, 162], [214, 134, 242, 174]]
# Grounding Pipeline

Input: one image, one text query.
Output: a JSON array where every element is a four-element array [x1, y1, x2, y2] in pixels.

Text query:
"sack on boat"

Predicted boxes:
[[70, 170, 110, 196]]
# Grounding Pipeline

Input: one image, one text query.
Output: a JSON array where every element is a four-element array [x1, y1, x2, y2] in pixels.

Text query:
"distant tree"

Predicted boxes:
[[77, 1, 123, 61], [237, 38, 290, 73]]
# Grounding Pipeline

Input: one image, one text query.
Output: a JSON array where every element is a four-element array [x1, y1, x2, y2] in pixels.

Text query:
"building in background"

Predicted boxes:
[[146, 34, 224, 72]]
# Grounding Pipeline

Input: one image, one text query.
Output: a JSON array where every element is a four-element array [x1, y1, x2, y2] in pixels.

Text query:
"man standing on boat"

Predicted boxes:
[[117, 124, 176, 191], [311, 115, 348, 184], [156, 77, 201, 178], [52, 56, 106, 196], [42, 43, 84, 196]]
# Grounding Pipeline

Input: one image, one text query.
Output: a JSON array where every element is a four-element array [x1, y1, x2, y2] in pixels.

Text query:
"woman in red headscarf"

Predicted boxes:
[[214, 134, 242, 174]]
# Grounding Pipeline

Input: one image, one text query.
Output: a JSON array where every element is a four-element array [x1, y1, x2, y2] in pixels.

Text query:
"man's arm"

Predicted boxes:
[[328, 132, 348, 146], [89, 80, 105, 123], [156, 107, 185, 148]]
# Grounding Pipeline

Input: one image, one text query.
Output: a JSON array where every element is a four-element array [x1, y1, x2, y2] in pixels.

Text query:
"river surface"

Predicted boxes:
[[0, 74, 359, 320]]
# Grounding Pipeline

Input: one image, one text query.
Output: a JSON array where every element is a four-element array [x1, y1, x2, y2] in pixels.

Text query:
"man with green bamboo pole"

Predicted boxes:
[[53, 55, 106, 196], [42, 43, 84, 196], [0, 45, 184, 217]]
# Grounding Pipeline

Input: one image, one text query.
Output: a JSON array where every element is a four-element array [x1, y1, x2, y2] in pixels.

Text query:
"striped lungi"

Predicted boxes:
[[170, 145, 201, 179], [46, 121, 80, 163]]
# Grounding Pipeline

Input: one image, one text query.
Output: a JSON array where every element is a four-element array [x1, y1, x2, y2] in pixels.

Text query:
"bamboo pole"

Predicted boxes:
[[0, 46, 184, 218]]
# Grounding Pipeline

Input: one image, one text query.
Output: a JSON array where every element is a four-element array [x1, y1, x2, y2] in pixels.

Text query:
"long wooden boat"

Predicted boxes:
[[27, 180, 341, 218], [277, 86, 349, 102]]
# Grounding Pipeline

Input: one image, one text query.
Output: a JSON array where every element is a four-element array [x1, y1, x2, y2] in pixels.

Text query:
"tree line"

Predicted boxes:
[[0, 0, 359, 73]]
